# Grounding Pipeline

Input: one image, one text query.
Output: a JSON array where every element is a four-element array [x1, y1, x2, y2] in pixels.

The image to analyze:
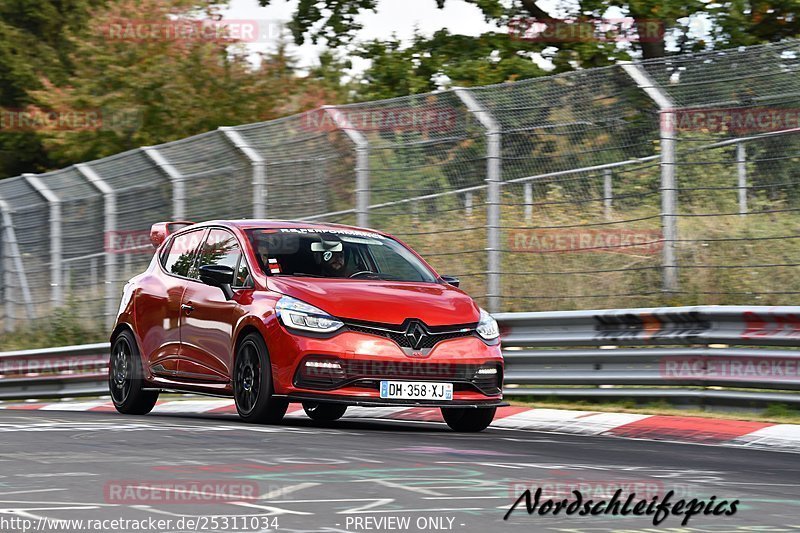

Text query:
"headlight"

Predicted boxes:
[[476, 308, 499, 340], [276, 295, 344, 334]]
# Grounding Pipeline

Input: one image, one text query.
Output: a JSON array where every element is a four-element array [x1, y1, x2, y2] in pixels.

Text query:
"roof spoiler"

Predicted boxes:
[[150, 221, 195, 248]]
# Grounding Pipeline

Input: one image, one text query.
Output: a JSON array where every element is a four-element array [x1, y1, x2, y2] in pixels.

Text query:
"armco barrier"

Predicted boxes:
[[0, 342, 108, 399], [499, 306, 800, 404], [1, 306, 799, 404]]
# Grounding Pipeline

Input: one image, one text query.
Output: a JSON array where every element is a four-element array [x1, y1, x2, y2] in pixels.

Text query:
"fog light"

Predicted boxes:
[[296, 357, 347, 389], [477, 367, 497, 375], [305, 361, 343, 370]]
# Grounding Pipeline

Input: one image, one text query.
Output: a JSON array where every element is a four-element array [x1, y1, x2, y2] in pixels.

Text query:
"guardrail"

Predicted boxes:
[[0, 342, 108, 400], [499, 305, 800, 405], [1, 306, 799, 405]]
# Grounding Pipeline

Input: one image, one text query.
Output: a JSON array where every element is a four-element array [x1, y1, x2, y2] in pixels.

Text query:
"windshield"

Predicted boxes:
[[246, 228, 438, 282]]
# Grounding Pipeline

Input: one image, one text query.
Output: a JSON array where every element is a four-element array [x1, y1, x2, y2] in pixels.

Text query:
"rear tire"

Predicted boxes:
[[302, 401, 347, 422], [109, 330, 159, 415], [234, 333, 288, 424], [441, 407, 496, 432]]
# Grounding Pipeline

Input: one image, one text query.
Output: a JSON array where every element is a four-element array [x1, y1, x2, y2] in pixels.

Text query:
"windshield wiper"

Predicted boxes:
[[273, 272, 324, 278], [353, 273, 403, 281]]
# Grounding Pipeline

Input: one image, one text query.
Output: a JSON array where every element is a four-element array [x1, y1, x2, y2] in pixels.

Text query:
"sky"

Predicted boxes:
[[218, 0, 709, 77], [220, 0, 505, 73]]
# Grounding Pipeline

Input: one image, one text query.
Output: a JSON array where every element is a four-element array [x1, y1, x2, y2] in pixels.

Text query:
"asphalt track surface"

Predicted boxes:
[[0, 408, 798, 533]]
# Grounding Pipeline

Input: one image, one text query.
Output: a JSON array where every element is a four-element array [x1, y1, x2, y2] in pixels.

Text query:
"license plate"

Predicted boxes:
[[379, 381, 453, 400]]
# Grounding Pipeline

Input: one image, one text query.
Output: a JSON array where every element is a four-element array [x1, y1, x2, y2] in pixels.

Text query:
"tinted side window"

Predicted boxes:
[[163, 230, 205, 278], [198, 229, 242, 273]]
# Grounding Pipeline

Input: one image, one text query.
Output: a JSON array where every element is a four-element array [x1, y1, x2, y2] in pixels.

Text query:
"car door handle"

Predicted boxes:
[[181, 303, 194, 314]]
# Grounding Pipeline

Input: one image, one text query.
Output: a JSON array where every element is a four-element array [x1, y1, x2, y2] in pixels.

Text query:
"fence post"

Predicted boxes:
[[0, 200, 34, 327], [603, 168, 613, 220], [453, 87, 502, 312], [737, 142, 748, 216], [76, 163, 118, 328], [143, 147, 185, 220], [0, 209, 5, 332], [621, 62, 679, 292], [322, 106, 369, 228], [24, 174, 63, 308], [524, 182, 533, 222], [220, 127, 266, 219]]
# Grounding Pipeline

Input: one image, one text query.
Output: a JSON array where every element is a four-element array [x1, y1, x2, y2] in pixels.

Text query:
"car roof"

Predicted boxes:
[[192, 220, 389, 236]]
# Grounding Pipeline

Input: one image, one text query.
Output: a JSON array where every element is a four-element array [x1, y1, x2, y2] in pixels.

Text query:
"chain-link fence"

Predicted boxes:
[[1, 40, 799, 334]]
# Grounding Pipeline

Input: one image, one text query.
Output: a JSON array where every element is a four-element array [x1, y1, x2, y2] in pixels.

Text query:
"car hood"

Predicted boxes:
[[267, 277, 480, 326]]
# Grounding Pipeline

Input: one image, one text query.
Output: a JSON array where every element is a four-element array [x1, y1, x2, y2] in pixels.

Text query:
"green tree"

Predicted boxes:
[[356, 29, 549, 99], [305, 50, 354, 103], [29, 0, 320, 165], [0, 0, 106, 176], [259, 0, 800, 98], [1, 0, 348, 176]]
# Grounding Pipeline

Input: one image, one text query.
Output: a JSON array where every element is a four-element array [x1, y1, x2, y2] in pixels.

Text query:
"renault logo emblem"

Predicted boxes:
[[404, 321, 428, 350]]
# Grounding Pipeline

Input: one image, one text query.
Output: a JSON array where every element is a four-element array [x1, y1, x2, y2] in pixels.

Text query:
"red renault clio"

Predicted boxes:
[[109, 220, 504, 431]]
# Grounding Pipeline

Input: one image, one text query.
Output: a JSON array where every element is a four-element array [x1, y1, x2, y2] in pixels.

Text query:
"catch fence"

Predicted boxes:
[[1, 40, 799, 333]]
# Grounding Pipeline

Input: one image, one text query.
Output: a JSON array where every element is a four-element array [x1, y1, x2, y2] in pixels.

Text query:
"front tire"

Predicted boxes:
[[302, 401, 347, 422], [441, 407, 496, 432], [109, 330, 159, 415], [234, 333, 288, 424]]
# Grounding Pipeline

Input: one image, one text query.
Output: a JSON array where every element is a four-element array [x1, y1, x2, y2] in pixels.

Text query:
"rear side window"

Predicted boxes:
[[162, 229, 205, 278]]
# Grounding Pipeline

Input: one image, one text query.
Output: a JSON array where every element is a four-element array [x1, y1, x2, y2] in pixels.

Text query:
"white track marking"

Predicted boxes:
[[0, 499, 118, 507], [491, 409, 651, 435], [729, 424, 800, 449], [228, 501, 313, 515], [0, 489, 67, 496], [152, 400, 234, 413], [343, 406, 414, 419], [354, 479, 444, 496], [259, 482, 320, 499], [423, 496, 506, 499], [254, 498, 396, 515], [0, 506, 99, 513], [39, 401, 111, 411]]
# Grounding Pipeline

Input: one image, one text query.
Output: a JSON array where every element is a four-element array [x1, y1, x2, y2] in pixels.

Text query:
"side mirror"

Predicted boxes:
[[199, 264, 235, 300], [441, 275, 460, 288]]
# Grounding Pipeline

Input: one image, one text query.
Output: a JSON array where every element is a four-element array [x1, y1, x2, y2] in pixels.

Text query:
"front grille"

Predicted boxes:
[[342, 360, 475, 380], [344, 319, 475, 350], [294, 357, 502, 395]]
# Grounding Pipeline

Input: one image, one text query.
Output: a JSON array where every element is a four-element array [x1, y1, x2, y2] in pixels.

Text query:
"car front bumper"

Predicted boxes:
[[268, 327, 504, 405]]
